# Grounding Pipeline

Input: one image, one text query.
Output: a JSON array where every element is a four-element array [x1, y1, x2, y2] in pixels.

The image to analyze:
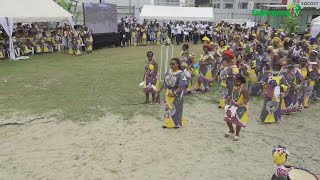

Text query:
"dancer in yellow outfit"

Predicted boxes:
[[195, 45, 214, 92], [219, 50, 239, 108], [143, 51, 159, 104], [156, 30, 161, 45], [84, 27, 93, 54], [260, 62, 288, 123], [157, 58, 186, 129], [180, 44, 195, 94], [217, 39, 230, 56], [67, 30, 74, 55], [303, 50, 319, 108], [28, 33, 42, 54], [141, 26, 147, 46], [271, 37, 284, 54], [131, 25, 137, 46], [17, 37, 31, 56], [74, 27, 83, 56], [41, 32, 51, 53], [298, 56, 309, 109], [224, 74, 249, 141]]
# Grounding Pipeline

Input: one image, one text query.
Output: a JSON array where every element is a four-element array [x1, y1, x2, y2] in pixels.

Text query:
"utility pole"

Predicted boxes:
[[212, 0, 214, 22], [129, 0, 132, 16]]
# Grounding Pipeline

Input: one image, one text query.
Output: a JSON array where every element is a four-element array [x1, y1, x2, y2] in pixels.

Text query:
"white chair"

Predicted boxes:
[[80, 43, 86, 52], [30, 47, 35, 55], [57, 44, 64, 51], [15, 48, 20, 57]]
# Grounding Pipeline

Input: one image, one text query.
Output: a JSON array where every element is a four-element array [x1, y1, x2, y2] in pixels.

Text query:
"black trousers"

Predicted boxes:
[[185, 35, 190, 42], [176, 33, 183, 45], [193, 34, 199, 45]]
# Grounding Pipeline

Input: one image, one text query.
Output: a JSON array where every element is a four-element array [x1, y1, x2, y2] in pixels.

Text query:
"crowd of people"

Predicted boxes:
[[118, 17, 270, 47], [142, 21, 320, 144], [0, 22, 93, 60]]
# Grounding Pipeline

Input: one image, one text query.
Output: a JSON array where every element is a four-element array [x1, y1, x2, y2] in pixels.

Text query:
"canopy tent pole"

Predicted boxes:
[[0, 17, 16, 60]]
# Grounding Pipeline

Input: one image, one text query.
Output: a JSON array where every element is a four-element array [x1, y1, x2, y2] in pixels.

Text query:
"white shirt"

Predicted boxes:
[[176, 25, 182, 34], [200, 24, 205, 34], [171, 25, 175, 34], [207, 26, 213, 35], [184, 27, 190, 35]]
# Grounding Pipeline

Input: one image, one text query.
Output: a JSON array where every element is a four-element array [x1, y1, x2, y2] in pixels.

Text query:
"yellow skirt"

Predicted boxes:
[[163, 90, 186, 128], [36, 45, 42, 53], [164, 116, 186, 128], [43, 46, 49, 53], [0, 50, 4, 59], [68, 48, 74, 55], [87, 44, 93, 51]]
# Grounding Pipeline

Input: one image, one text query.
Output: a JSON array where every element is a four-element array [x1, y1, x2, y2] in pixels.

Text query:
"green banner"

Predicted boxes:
[[252, 9, 290, 17], [252, 3, 301, 18]]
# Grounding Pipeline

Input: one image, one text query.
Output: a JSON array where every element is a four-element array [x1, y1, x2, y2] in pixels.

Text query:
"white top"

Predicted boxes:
[[171, 25, 175, 34], [200, 24, 206, 34], [207, 26, 213, 35], [176, 25, 182, 34]]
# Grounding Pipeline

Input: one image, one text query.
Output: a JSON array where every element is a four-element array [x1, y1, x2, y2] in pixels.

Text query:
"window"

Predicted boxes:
[[239, 2, 248, 9], [213, 3, 220, 8], [225, 3, 233, 9], [254, 3, 266, 9]]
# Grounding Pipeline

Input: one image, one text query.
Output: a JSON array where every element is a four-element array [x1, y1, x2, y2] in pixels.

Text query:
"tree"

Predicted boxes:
[[280, 17, 299, 34], [57, 0, 71, 11], [56, 0, 81, 23]]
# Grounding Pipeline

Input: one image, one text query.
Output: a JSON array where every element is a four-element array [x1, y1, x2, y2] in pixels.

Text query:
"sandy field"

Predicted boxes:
[[0, 103, 319, 180]]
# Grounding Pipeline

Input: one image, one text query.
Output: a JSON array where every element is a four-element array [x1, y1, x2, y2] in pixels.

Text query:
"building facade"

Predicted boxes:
[[212, 0, 283, 9], [153, 0, 195, 6]]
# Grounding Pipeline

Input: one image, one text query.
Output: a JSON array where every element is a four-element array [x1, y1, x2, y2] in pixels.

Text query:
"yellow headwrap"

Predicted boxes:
[[267, 46, 274, 51], [284, 37, 290, 42], [234, 35, 241, 41], [272, 37, 284, 47], [276, 29, 284, 35], [181, 63, 188, 68], [202, 36, 210, 42], [273, 151, 288, 165], [272, 146, 290, 166]]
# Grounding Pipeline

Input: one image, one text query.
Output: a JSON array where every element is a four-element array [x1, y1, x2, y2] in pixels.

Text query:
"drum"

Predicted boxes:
[[286, 166, 319, 180]]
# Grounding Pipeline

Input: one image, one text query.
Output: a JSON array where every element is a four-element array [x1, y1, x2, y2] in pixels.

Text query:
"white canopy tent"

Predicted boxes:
[[311, 16, 320, 38], [0, 0, 75, 60], [139, 5, 214, 21]]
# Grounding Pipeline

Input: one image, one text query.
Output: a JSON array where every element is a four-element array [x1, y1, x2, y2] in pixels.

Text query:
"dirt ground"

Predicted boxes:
[[0, 103, 319, 180]]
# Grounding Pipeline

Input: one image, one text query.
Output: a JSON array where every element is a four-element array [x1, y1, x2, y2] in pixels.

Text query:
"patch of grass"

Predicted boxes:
[[1, 44, 319, 122], [0, 45, 202, 121]]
